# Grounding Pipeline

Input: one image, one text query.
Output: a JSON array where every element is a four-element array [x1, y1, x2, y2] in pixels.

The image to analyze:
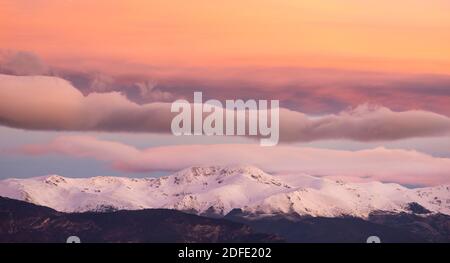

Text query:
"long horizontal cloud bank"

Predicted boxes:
[[1, 74, 450, 142], [18, 136, 450, 186], [2, 51, 450, 116], [0, 74, 172, 133]]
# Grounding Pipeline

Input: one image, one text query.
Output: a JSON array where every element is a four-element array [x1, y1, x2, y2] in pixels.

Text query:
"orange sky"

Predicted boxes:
[[1, 0, 450, 74]]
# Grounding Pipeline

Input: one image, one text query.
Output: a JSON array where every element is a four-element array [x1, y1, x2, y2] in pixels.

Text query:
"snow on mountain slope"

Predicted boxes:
[[0, 165, 448, 218], [0, 166, 292, 214], [245, 180, 450, 217]]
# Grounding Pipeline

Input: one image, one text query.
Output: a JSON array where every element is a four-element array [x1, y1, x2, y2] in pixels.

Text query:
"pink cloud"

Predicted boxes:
[[18, 136, 450, 186], [280, 104, 450, 142], [0, 74, 173, 132], [1, 74, 450, 143]]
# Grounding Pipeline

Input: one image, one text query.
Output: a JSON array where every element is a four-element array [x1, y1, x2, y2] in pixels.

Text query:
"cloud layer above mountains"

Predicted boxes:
[[18, 136, 450, 186], [1, 74, 449, 143], [2, 50, 450, 116]]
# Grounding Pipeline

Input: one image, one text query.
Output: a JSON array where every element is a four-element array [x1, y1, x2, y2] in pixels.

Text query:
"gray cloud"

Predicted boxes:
[[0, 51, 48, 76]]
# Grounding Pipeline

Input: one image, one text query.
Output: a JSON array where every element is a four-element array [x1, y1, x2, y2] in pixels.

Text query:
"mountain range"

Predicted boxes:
[[1, 165, 450, 242], [0, 196, 278, 243], [0, 165, 448, 218]]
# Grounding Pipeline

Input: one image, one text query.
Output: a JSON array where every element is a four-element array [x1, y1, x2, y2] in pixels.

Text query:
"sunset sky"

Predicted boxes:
[[1, 0, 450, 73], [0, 0, 449, 186]]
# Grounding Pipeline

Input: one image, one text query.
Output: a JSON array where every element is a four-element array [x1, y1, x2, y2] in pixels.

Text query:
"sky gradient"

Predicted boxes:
[[0, 1, 449, 186], [1, 0, 450, 73]]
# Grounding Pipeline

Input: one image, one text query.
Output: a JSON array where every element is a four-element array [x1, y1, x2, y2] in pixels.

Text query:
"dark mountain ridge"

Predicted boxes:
[[0, 197, 279, 243], [1, 196, 449, 243]]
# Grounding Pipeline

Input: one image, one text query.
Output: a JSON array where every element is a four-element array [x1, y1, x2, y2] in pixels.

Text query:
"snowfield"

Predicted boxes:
[[0, 165, 449, 218]]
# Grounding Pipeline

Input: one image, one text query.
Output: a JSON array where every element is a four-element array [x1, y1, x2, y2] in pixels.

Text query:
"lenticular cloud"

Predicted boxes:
[[18, 136, 450, 186]]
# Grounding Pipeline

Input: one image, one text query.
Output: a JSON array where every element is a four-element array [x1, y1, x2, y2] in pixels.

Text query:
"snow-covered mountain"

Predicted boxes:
[[0, 165, 449, 218]]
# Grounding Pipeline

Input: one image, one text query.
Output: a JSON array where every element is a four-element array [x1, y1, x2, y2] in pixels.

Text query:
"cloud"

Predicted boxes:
[[135, 81, 174, 102], [0, 51, 48, 76], [3, 50, 450, 115], [61, 71, 176, 103], [148, 67, 450, 116], [17, 136, 450, 186], [0, 74, 173, 132], [1, 74, 450, 142], [280, 104, 450, 142]]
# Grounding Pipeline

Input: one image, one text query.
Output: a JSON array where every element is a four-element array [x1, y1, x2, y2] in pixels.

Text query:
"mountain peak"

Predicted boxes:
[[175, 165, 266, 177], [170, 165, 286, 189], [0, 166, 449, 217], [43, 175, 67, 186]]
